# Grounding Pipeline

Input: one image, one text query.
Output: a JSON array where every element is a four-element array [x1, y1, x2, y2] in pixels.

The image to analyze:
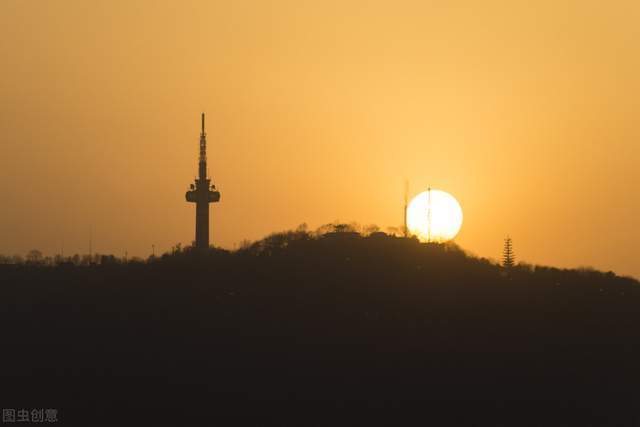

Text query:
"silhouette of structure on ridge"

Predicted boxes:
[[185, 113, 220, 250]]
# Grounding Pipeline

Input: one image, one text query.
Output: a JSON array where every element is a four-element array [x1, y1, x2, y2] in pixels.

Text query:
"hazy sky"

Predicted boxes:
[[1, 0, 638, 278]]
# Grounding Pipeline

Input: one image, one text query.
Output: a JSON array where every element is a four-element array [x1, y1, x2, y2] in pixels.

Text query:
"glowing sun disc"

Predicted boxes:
[[407, 189, 463, 242]]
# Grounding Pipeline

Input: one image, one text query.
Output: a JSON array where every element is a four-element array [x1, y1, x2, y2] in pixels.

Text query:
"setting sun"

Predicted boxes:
[[407, 189, 463, 242]]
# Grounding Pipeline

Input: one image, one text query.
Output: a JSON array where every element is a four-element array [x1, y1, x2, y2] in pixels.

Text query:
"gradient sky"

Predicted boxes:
[[1, 0, 638, 278]]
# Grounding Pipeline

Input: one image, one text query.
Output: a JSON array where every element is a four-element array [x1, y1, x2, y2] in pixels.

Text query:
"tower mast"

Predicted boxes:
[[186, 113, 221, 251]]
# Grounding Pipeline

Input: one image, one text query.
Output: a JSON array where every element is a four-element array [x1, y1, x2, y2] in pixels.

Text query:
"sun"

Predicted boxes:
[[406, 189, 463, 242]]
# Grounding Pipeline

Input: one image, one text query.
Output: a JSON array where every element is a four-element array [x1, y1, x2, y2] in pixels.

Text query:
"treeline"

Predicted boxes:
[[0, 222, 390, 267], [0, 250, 130, 266], [2, 222, 634, 287]]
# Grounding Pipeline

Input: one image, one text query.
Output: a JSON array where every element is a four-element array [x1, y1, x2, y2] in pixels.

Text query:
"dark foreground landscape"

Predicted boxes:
[[2, 229, 639, 426]]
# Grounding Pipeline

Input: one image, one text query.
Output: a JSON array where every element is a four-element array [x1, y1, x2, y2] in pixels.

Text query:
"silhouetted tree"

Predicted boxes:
[[238, 239, 253, 250], [25, 249, 44, 265], [363, 224, 380, 235], [101, 254, 118, 265], [385, 226, 403, 236], [503, 236, 515, 269]]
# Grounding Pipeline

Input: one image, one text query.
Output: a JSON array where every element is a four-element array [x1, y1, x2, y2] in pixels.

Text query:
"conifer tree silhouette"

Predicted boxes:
[[503, 236, 515, 269]]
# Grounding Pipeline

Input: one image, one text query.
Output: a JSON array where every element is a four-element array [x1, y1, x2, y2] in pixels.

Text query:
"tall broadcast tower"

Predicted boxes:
[[185, 113, 221, 251]]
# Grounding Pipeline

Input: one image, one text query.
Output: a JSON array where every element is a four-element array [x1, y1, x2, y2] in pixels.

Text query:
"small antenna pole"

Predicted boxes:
[[404, 180, 409, 237], [427, 187, 432, 243]]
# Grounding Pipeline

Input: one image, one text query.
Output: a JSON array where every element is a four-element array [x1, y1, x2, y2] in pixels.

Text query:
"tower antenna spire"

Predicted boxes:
[[198, 113, 207, 178]]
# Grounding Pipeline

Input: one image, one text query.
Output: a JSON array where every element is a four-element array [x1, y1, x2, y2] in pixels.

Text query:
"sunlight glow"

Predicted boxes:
[[406, 189, 463, 242]]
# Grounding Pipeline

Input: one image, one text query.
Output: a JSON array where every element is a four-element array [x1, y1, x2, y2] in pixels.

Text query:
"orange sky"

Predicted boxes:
[[1, 0, 638, 278]]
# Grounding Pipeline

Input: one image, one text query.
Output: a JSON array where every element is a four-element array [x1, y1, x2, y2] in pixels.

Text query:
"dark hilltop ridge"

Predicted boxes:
[[1, 225, 639, 426]]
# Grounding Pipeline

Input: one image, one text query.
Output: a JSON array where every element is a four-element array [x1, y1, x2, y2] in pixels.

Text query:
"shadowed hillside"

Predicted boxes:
[[1, 228, 639, 426]]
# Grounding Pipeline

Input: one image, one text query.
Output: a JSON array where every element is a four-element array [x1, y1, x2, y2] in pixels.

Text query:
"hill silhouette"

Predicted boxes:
[[1, 227, 639, 426]]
